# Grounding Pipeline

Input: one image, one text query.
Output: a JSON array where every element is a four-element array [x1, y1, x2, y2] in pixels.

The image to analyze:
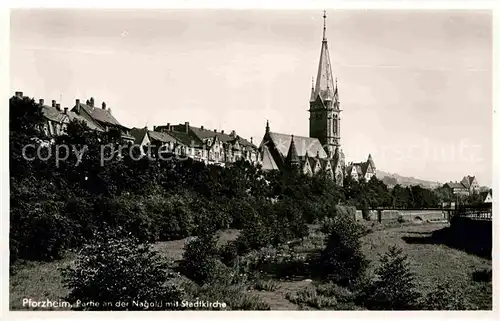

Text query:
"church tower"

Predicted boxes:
[[309, 11, 341, 158]]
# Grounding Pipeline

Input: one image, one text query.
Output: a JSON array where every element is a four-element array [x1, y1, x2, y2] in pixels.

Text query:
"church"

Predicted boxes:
[[259, 11, 374, 186]]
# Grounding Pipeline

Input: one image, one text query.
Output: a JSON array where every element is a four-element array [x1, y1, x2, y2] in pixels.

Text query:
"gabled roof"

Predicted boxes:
[[166, 130, 200, 146], [75, 103, 123, 127], [267, 132, 328, 159], [67, 111, 105, 132], [148, 130, 178, 144], [41, 105, 68, 123], [367, 154, 375, 169], [446, 182, 467, 189], [188, 126, 257, 149], [130, 127, 147, 144], [261, 145, 279, 171]]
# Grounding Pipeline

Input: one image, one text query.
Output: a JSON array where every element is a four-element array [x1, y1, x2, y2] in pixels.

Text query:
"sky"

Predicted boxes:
[[10, 9, 492, 186]]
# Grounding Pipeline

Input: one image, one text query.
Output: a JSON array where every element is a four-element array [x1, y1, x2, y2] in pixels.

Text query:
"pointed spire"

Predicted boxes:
[[313, 10, 335, 103], [265, 119, 270, 133], [286, 135, 300, 167], [323, 10, 327, 42], [310, 77, 316, 101]]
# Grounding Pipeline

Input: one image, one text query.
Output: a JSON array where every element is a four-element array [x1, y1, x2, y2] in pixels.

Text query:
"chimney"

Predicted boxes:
[[64, 107, 68, 114], [52, 100, 56, 107], [39, 99, 44, 106], [55, 103, 61, 111], [153, 125, 156, 131], [214, 129, 217, 133], [230, 130, 236, 137], [102, 101, 106, 110], [75, 99, 81, 113], [15, 91, 23, 98], [201, 125, 204, 130], [166, 123, 171, 131], [221, 130, 224, 135], [185, 122, 189, 134], [250, 137, 253, 144]]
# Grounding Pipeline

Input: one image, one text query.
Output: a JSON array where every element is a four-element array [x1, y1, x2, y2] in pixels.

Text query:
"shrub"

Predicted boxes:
[[60, 230, 183, 310], [253, 278, 280, 292], [286, 287, 337, 309], [180, 227, 232, 285], [191, 283, 270, 310], [10, 201, 76, 261], [219, 240, 239, 266], [316, 282, 355, 303], [317, 214, 369, 285], [360, 246, 421, 310], [422, 282, 474, 310]]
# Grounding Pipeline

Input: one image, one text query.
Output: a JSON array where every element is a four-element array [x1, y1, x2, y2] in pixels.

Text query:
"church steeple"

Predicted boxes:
[[312, 10, 335, 103], [309, 10, 341, 159]]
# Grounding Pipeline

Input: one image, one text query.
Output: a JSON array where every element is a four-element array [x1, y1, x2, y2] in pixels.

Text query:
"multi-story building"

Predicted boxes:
[[12, 91, 134, 143], [131, 122, 260, 166], [443, 175, 481, 196]]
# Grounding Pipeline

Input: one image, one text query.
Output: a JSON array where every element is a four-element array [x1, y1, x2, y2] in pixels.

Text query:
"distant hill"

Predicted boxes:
[[375, 170, 442, 189]]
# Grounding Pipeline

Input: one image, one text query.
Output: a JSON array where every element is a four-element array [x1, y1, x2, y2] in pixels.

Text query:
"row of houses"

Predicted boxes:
[[13, 91, 260, 167]]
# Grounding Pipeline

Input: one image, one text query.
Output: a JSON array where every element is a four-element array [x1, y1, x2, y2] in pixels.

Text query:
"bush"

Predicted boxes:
[[253, 278, 280, 292], [422, 282, 474, 310], [180, 227, 232, 285], [317, 214, 369, 285], [286, 287, 337, 309], [10, 201, 76, 261], [186, 283, 270, 310], [360, 246, 421, 310], [60, 230, 183, 310], [316, 282, 355, 303]]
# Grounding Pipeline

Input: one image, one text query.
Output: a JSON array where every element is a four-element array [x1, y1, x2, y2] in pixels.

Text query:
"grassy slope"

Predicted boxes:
[[9, 223, 492, 310]]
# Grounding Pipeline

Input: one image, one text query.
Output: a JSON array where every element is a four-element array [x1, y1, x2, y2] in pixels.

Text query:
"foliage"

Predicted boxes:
[[317, 214, 369, 285], [179, 227, 233, 286], [60, 230, 183, 310], [185, 282, 270, 310], [422, 281, 474, 310], [285, 287, 337, 309], [359, 246, 422, 310], [253, 278, 280, 292]]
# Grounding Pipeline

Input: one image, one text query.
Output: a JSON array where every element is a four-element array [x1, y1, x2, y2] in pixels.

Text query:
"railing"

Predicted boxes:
[[450, 203, 492, 221]]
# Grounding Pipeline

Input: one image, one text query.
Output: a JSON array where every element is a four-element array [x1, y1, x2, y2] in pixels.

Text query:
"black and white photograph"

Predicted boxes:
[[6, 4, 494, 313]]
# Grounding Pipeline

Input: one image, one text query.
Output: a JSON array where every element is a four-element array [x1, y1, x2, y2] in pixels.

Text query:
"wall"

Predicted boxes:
[[364, 209, 446, 223]]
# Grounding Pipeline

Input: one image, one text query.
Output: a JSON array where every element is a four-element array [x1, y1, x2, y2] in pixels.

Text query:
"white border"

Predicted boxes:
[[1, 1, 498, 321]]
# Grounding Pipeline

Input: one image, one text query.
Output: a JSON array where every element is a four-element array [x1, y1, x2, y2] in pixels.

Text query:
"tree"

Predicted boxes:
[[360, 246, 421, 310], [317, 214, 369, 286], [61, 229, 183, 310]]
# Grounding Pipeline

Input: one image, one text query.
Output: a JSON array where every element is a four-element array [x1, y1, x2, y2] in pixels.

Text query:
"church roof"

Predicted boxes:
[[268, 132, 328, 159], [261, 145, 279, 171]]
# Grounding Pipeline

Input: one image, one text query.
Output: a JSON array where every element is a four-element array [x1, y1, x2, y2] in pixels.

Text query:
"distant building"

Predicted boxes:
[[345, 154, 376, 181], [443, 176, 481, 196], [12, 91, 134, 143], [72, 98, 134, 142]]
